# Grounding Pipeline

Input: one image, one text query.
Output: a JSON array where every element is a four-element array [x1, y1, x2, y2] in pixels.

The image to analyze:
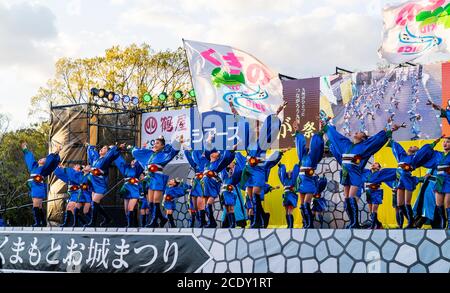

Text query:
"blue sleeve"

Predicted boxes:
[[292, 164, 300, 180], [54, 167, 69, 183], [114, 154, 128, 176], [258, 114, 281, 151], [278, 164, 286, 184], [411, 144, 434, 169], [264, 151, 283, 170], [102, 146, 121, 166], [132, 147, 153, 167], [184, 150, 198, 170], [216, 151, 236, 172], [327, 141, 342, 165], [309, 132, 324, 168], [359, 130, 390, 158], [295, 132, 307, 163], [361, 169, 372, 183], [372, 168, 397, 184], [163, 143, 180, 163], [87, 145, 99, 165], [22, 149, 38, 173], [422, 150, 442, 169], [134, 161, 144, 177], [324, 124, 352, 156], [41, 153, 61, 177], [388, 140, 407, 163]]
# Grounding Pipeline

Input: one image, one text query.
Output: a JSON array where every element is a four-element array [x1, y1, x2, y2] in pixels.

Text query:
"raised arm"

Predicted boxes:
[[22, 148, 38, 173], [360, 129, 391, 158], [216, 150, 236, 173], [371, 168, 397, 184], [387, 139, 407, 163], [322, 124, 352, 156], [113, 154, 128, 176], [102, 146, 121, 166], [184, 150, 198, 170], [132, 147, 153, 167], [87, 145, 100, 165], [54, 167, 69, 183], [41, 152, 61, 177], [292, 164, 300, 180], [264, 151, 284, 170], [278, 163, 287, 184], [295, 132, 307, 163], [308, 132, 325, 167]]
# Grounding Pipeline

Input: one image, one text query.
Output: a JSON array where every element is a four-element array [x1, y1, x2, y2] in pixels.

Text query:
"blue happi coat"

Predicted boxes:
[[23, 149, 60, 199], [296, 132, 325, 194], [54, 167, 92, 203], [132, 140, 181, 191], [388, 140, 434, 191], [114, 155, 145, 199], [87, 145, 121, 194], [324, 124, 392, 187]]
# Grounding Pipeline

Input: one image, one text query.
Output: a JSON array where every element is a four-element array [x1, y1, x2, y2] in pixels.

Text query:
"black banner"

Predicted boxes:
[[0, 231, 211, 273]]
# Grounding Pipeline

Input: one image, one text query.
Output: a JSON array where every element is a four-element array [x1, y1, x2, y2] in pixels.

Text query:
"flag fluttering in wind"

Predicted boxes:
[[183, 39, 284, 121], [380, 0, 450, 64]]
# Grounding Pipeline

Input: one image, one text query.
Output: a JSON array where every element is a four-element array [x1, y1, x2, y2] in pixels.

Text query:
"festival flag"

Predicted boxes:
[[183, 39, 284, 121], [380, 0, 450, 64]]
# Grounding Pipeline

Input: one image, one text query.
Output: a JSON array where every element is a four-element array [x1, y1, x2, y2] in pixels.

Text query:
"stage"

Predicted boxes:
[[0, 227, 448, 273]]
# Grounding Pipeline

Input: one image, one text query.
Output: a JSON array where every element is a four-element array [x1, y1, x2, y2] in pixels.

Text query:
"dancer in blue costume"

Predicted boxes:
[[54, 164, 92, 227], [361, 163, 397, 229], [85, 143, 122, 227], [229, 101, 287, 228], [132, 135, 184, 228], [21, 142, 61, 227], [312, 175, 328, 228], [294, 121, 325, 229], [321, 117, 402, 228], [201, 132, 237, 228], [138, 173, 150, 227], [219, 152, 246, 228], [278, 163, 300, 228], [114, 153, 145, 228], [184, 149, 209, 227], [163, 179, 191, 228], [387, 138, 436, 228], [243, 151, 283, 228], [421, 136, 450, 229]]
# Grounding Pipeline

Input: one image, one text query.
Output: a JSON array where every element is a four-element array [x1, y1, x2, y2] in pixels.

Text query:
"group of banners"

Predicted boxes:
[[141, 1, 450, 156]]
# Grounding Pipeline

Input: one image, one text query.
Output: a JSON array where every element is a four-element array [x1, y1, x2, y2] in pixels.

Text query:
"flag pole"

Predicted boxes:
[[181, 38, 197, 105]]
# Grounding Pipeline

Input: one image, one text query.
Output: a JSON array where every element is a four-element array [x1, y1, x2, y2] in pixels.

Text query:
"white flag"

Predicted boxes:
[[183, 39, 284, 122], [380, 0, 450, 64]]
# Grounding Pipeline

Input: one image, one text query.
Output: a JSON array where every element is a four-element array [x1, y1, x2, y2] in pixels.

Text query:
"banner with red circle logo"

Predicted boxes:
[[141, 109, 191, 164]]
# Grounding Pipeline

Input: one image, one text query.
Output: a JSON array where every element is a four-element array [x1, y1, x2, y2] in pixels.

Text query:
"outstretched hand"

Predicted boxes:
[[21, 142, 27, 150], [391, 123, 406, 132], [427, 99, 441, 111]]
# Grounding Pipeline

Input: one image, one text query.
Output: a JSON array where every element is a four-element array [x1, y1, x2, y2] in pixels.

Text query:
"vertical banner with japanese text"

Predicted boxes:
[[280, 78, 320, 147], [184, 39, 284, 122], [0, 231, 211, 273]]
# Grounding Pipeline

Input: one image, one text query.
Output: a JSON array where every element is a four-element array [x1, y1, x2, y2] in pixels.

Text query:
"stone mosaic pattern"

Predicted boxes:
[[192, 229, 450, 273], [2, 227, 447, 273], [316, 157, 372, 229]]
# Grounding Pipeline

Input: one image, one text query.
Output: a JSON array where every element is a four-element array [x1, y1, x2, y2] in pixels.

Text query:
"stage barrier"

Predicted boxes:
[[0, 228, 448, 273]]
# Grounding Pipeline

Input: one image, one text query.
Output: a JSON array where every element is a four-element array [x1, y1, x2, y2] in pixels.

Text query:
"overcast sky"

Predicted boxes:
[[0, 0, 414, 129]]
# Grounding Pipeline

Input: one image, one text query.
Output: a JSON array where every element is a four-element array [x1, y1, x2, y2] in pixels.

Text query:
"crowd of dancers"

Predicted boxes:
[[19, 100, 450, 230]]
